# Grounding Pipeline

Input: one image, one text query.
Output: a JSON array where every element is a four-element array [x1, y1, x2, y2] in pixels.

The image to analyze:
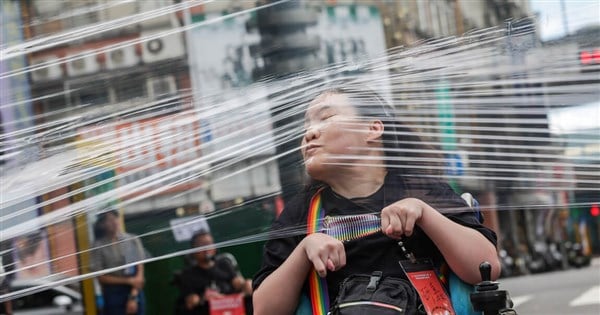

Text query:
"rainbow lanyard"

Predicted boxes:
[[306, 190, 383, 314], [306, 189, 329, 315]]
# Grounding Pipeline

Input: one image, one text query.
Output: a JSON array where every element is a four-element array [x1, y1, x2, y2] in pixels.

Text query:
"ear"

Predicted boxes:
[[366, 119, 384, 142]]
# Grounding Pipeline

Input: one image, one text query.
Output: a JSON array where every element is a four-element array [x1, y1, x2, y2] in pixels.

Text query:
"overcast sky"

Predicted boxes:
[[528, 1, 599, 133], [530, 0, 600, 40], [548, 101, 600, 134]]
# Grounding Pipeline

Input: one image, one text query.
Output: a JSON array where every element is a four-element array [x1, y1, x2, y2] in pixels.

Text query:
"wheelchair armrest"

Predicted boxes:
[[461, 192, 483, 223]]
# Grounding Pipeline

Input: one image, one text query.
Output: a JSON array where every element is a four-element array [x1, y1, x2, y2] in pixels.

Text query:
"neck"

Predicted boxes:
[[108, 232, 118, 241], [326, 165, 387, 199], [197, 259, 214, 269]]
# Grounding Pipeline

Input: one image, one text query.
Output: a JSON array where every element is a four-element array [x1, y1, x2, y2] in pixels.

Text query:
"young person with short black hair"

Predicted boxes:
[[253, 86, 500, 314], [175, 231, 252, 315]]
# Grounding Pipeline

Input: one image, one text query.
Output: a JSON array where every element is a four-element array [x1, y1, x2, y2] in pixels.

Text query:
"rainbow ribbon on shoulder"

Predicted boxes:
[[306, 191, 382, 314], [307, 190, 329, 315]]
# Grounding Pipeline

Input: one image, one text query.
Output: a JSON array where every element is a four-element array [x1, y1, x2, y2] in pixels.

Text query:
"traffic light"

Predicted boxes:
[[590, 204, 600, 217]]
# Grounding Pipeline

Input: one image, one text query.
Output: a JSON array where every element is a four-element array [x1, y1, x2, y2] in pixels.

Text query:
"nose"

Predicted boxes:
[[304, 125, 319, 143]]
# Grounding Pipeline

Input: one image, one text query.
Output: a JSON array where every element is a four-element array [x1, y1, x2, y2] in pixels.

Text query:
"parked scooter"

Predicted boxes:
[[498, 249, 515, 278], [526, 242, 546, 274], [545, 241, 565, 271], [500, 242, 532, 276], [564, 241, 591, 268]]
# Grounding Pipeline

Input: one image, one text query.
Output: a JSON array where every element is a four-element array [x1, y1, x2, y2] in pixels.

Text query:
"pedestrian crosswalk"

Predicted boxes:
[[501, 266, 599, 314], [569, 285, 600, 307], [511, 294, 533, 308], [512, 285, 600, 310]]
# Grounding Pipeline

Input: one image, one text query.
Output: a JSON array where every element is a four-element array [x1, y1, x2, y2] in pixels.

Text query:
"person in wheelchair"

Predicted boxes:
[[175, 231, 252, 315], [252, 84, 501, 314]]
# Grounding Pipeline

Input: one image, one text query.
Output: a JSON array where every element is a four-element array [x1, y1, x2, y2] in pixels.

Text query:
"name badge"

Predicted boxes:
[[400, 258, 456, 315]]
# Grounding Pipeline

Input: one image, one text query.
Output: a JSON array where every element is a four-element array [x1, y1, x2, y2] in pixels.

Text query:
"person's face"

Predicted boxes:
[[302, 93, 374, 180], [103, 213, 120, 236], [193, 234, 217, 263]]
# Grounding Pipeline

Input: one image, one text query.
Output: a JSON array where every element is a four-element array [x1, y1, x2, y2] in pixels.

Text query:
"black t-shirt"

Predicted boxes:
[[177, 259, 239, 315], [253, 173, 497, 302]]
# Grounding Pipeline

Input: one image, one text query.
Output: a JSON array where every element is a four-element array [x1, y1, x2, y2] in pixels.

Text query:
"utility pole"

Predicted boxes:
[[453, 0, 464, 35], [251, 0, 322, 202], [559, 0, 569, 36]]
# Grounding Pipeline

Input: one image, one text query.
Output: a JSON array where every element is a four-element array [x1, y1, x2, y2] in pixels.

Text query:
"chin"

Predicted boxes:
[[305, 163, 324, 180]]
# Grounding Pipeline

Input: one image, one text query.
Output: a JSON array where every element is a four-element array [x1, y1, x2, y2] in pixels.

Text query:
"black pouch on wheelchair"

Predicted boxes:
[[329, 271, 420, 315]]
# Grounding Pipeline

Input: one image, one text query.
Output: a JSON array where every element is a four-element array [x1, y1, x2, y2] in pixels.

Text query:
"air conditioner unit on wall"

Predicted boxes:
[[141, 31, 185, 64], [97, 0, 139, 33], [105, 45, 139, 70], [30, 57, 63, 82], [34, 0, 62, 16], [102, 0, 138, 21], [67, 51, 100, 77], [147, 75, 177, 99]]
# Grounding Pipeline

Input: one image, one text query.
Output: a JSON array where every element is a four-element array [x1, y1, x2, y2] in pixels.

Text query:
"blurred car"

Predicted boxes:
[[9, 279, 83, 315]]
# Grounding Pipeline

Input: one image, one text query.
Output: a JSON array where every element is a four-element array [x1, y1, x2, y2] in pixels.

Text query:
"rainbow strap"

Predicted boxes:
[[307, 190, 329, 315], [306, 191, 384, 314]]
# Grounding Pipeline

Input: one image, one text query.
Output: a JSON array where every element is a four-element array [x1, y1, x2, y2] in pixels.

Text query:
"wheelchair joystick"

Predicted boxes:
[[478, 262, 498, 290], [470, 262, 518, 315]]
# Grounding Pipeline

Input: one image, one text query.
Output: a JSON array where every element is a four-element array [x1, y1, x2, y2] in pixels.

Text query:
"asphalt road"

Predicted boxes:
[[500, 260, 600, 315]]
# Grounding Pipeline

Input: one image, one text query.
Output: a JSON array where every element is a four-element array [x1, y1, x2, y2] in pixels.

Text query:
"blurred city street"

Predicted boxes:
[[1, 0, 599, 314], [503, 258, 600, 315]]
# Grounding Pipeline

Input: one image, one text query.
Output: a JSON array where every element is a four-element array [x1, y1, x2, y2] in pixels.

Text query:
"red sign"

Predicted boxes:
[[113, 115, 202, 172], [406, 269, 455, 315], [580, 49, 600, 65], [78, 114, 204, 196], [208, 293, 246, 315]]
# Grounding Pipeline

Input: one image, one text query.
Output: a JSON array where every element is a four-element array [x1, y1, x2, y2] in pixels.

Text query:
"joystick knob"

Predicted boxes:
[[471, 261, 514, 314], [480, 261, 492, 282]]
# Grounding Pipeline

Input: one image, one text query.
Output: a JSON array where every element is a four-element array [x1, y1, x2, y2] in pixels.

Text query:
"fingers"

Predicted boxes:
[[339, 245, 347, 267], [304, 234, 346, 277], [327, 246, 347, 272], [312, 253, 328, 277], [381, 213, 390, 234], [318, 243, 346, 276], [382, 199, 425, 238], [327, 259, 335, 272], [384, 210, 403, 239], [404, 212, 417, 237], [327, 250, 339, 271], [390, 213, 403, 235], [312, 243, 339, 277]]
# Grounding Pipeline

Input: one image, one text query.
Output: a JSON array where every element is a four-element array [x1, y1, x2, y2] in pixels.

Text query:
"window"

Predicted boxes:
[[70, 84, 109, 106], [115, 79, 147, 102], [147, 76, 176, 99]]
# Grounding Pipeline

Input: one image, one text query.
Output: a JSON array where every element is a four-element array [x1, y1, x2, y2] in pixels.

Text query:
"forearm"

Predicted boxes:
[[419, 203, 501, 284], [232, 276, 245, 291], [3, 300, 12, 315], [135, 264, 144, 282], [98, 274, 131, 286], [253, 245, 312, 315], [185, 293, 202, 310]]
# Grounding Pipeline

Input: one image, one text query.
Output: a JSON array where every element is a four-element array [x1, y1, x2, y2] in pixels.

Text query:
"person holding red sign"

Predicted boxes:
[[252, 85, 501, 315], [175, 232, 252, 315]]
